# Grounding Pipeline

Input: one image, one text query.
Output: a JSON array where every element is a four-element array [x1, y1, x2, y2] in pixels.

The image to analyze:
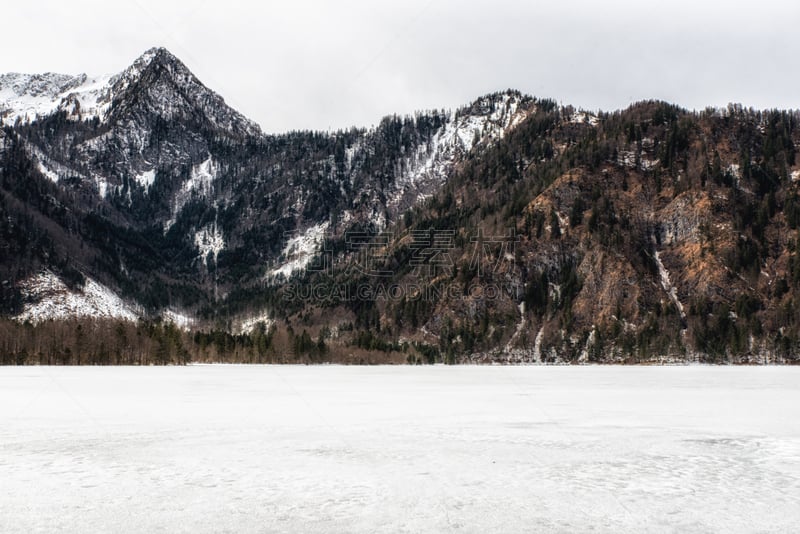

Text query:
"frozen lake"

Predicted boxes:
[[1, 366, 798, 533]]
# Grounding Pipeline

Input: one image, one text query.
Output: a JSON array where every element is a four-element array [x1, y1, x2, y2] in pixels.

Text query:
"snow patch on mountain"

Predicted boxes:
[[188, 156, 218, 193], [0, 71, 121, 125], [95, 176, 110, 198], [387, 92, 532, 213], [268, 221, 330, 279], [23, 140, 83, 184], [344, 139, 363, 173], [56, 74, 117, 121], [194, 222, 225, 263], [235, 311, 274, 335], [532, 327, 544, 363], [162, 309, 195, 330], [505, 302, 526, 352], [654, 250, 687, 321], [35, 159, 60, 183], [166, 156, 218, 230], [134, 169, 156, 191], [0, 72, 84, 124], [617, 148, 660, 172], [14, 271, 139, 324], [570, 111, 599, 126]]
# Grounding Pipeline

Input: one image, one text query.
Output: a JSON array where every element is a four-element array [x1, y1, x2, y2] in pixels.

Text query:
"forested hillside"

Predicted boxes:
[[2, 49, 799, 363]]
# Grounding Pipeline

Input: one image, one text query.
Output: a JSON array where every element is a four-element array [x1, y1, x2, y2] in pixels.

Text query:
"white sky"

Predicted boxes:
[[2, 0, 799, 133]]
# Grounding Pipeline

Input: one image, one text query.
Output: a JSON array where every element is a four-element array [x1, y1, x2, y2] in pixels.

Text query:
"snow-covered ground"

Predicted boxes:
[[0, 366, 798, 533]]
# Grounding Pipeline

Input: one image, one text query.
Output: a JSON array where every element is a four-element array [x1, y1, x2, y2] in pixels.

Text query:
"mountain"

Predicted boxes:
[[0, 48, 260, 132], [1, 48, 799, 364], [0, 49, 534, 320]]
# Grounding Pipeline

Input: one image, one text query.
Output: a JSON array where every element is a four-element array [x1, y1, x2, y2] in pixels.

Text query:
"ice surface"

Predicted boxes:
[[1, 366, 798, 533]]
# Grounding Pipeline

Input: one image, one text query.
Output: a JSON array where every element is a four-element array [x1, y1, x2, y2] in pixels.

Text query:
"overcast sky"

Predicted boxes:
[[2, 0, 799, 133]]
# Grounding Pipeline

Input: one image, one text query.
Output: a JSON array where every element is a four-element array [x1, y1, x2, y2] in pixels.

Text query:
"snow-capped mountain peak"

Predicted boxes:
[[0, 47, 268, 207], [105, 47, 262, 137], [0, 47, 262, 137], [0, 49, 172, 126]]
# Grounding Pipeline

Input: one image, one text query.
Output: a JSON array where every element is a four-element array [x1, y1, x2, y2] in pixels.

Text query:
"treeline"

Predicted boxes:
[[0, 318, 412, 365], [0, 318, 267, 365]]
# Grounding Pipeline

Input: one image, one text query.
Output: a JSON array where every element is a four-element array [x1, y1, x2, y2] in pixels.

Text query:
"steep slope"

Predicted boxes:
[[11, 47, 260, 203], [0, 48, 260, 132], [273, 101, 800, 363], [14, 270, 139, 323], [0, 49, 537, 323]]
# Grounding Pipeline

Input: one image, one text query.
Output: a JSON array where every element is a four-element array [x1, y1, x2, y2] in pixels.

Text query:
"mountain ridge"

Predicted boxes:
[[2, 48, 799, 364], [0, 49, 537, 322]]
